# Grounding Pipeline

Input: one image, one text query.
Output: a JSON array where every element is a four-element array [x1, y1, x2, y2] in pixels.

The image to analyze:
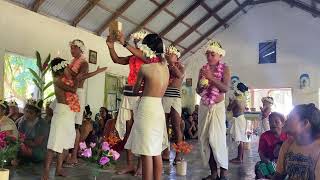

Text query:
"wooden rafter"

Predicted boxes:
[[126, 0, 174, 39], [181, 0, 252, 57], [97, 0, 136, 35], [311, 0, 317, 17], [31, 0, 45, 12], [201, 2, 224, 22], [173, 0, 231, 45], [284, 0, 320, 17], [72, 0, 101, 26], [249, 0, 280, 5], [159, 0, 204, 36], [234, 0, 247, 13]]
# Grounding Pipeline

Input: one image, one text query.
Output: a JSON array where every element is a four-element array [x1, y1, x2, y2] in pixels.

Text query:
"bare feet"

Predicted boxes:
[[134, 166, 142, 177], [116, 165, 135, 175], [40, 174, 49, 180], [55, 169, 68, 177], [229, 158, 242, 164]]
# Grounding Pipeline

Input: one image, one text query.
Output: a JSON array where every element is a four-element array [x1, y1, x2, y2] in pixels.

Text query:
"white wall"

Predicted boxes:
[[184, 2, 320, 109], [0, 1, 131, 113]]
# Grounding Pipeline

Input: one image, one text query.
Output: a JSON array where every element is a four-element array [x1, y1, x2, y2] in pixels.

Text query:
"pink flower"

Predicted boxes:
[[90, 142, 96, 148], [99, 156, 110, 165], [109, 149, 120, 160], [101, 142, 110, 151], [79, 142, 87, 150], [81, 148, 92, 158]]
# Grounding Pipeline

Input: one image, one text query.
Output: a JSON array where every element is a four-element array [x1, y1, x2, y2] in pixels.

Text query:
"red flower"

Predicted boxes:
[[19, 133, 26, 142]]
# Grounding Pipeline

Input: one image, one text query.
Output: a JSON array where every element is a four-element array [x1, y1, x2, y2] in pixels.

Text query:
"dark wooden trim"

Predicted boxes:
[[72, 0, 101, 26]]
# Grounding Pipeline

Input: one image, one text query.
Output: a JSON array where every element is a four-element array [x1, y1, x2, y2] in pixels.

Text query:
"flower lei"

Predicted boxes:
[[138, 44, 157, 59], [199, 62, 225, 106]]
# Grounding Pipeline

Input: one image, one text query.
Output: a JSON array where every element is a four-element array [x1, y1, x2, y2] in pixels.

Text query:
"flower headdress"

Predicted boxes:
[[166, 45, 181, 58], [206, 40, 226, 57], [69, 39, 86, 53], [262, 96, 274, 105], [52, 60, 68, 72], [26, 99, 43, 110], [8, 100, 17, 107], [130, 30, 148, 41], [0, 100, 8, 109], [138, 43, 166, 59]]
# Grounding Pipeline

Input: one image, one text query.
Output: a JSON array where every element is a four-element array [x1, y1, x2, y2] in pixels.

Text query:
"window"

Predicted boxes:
[[4, 52, 54, 107], [259, 40, 277, 64]]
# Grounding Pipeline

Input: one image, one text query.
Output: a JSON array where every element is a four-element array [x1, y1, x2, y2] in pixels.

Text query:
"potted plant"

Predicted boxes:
[[0, 132, 25, 180], [172, 141, 193, 176], [28, 51, 54, 101]]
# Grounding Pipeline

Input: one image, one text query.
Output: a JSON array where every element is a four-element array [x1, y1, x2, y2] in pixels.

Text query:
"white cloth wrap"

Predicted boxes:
[[162, 97, 182, 116], [75, 88, 85, 125], [230, 114, 249, 142], [125, 97, 169, 156], [115, 95, 140, 140], [47, 103, 76, 153], [198, 101, 228, 169]]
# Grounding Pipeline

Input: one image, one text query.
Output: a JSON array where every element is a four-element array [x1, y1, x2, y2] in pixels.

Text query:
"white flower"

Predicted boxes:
[[166, 45, 181, 58], [205, 40, 226, 57], [131, 30, 148, 41], [138, 44, 157, 59], [52, 61, 68, 72], [69, 40, 86, 53]]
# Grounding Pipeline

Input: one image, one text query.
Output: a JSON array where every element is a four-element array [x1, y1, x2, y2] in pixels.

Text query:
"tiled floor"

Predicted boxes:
[[9, 136, 260, 180]]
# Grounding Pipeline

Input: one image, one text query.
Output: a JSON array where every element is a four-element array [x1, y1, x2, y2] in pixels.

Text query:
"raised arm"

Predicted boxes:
[[106, 36, 129, 65], [133, 67, 144, 95], [77, 66, 108, 81]]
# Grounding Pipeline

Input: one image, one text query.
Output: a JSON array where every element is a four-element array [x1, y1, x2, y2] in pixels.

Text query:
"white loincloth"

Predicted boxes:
[[47, 103, 76, 153], [115, 95, 140, 140], [125, 97, 169, 156], [162, 97, 182, 116], [198, 101, 228, 169], [230, 115, 249, 142], [75, 88, 85, 125]]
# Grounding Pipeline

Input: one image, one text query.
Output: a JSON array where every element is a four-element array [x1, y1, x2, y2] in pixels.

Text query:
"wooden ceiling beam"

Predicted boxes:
[[159, 0, 204, 36], [173, 0, 231, 45], [96, 0, 136, 35], [126, 0, 174, 39], [72, 0, 101, 26], [201, 2, 225, 22], [311, 0, 317, 17], [250, 0, 280, 5], [283, 0, 320, 17], [181, 0, 252, 57], [234, 0, 247, 13], [31, 0, 45, 12]]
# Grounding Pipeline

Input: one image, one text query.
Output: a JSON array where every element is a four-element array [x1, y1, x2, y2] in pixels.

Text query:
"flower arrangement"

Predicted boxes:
[[103, 134, 121, 147], [0, 132, 25, 168], [138, 44, 157, 59], [199, 62, 225, 106], [79, 141, 120, 169], [172, 141, 193, 156]]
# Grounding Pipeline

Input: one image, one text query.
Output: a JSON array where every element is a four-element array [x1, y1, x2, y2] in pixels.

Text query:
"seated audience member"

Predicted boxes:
[[192, 104, 199, 124], [273, 104, 320, 180], [94, 107, 112, 138], [17, 99, 49, 162], [102, 112, 125, 152], [80, 105, 98, 145], [184, 115, 198, 140], [8, 100, 23, 122], [0, 100, 18, 138], [255, 112, 287, 179]]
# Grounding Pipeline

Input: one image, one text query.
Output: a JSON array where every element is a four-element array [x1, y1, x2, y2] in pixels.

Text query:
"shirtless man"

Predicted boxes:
[[106, 30, 157, 176], [124, 33, 169, 180], [161, 45, 185, 163], [66, 39, 107, 166], [228, 82, 249, 164], [42, 58, 81, 180]]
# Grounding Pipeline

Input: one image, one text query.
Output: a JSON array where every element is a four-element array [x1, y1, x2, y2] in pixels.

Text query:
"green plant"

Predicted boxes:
[[28, 51, 54, 100]]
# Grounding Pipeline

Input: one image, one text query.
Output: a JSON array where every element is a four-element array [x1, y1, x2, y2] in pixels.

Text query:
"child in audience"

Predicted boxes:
[[255, 112, 287, 179], [273, 104, 320, 180], [103, 112, 125, 152]]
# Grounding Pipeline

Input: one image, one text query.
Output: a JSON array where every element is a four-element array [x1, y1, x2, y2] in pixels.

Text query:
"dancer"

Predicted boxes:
[[124, 33, 169, 180], [107, 30, 158, 175], [66, 39, 107, 166], [41, 58, 80, 180], [259, 96, 273, 134], [196, 40, 230, 180], [228, 82, 249, 164], [161, 45, 185, 163]]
